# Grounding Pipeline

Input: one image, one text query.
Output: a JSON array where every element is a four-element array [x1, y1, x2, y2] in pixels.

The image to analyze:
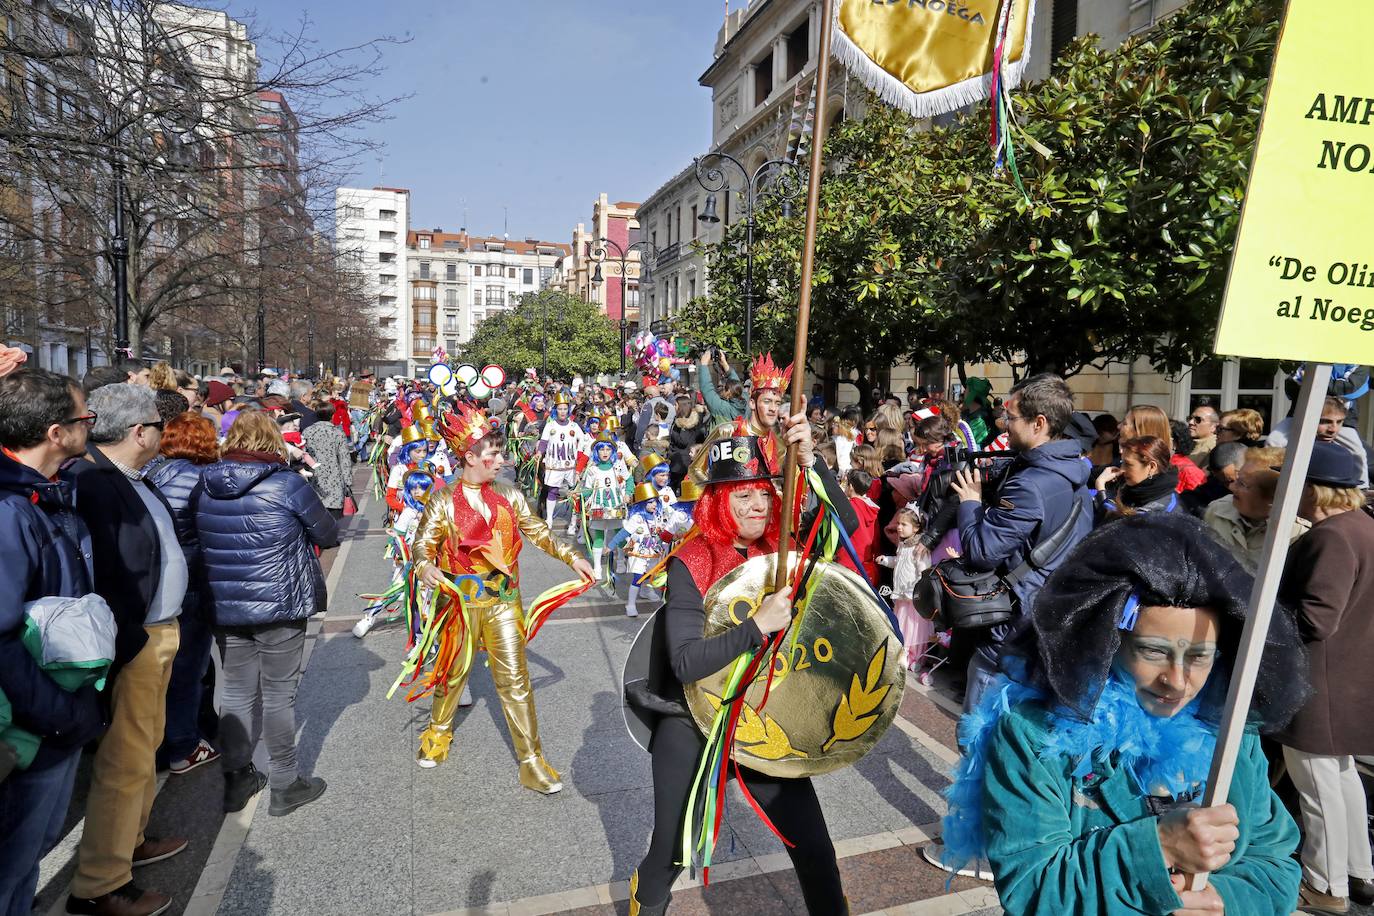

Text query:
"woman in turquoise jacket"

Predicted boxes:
[[937, 513, 1308, 915]]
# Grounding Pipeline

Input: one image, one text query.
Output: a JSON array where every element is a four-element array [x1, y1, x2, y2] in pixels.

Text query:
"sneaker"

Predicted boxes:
[[168, 739, 219, 775], [352, 615, 376, 638], [223, 763, 267, 814], [625, 605, 639, 618], [1352, 877, 1374, 906], [67, 881, 171, 916], [268, 776, 327, 817], [131, 836, 187, 868], [1299, 879, 1350, 914], [921, 843, 994, 882]]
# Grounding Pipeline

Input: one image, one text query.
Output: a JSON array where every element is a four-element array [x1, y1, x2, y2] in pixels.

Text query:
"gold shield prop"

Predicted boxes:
[[684, 554, 905, 778]]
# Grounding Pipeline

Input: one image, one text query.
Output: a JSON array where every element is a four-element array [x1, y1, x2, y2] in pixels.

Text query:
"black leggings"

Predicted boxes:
[[636, 716, 846, 913]]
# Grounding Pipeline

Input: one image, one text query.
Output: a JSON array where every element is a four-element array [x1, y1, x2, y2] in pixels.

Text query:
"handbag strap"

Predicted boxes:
[[1004, 490, 1085, 589]]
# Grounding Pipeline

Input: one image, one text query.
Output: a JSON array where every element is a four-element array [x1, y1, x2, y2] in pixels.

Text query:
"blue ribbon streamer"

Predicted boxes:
[[826, 507, 904, 641]]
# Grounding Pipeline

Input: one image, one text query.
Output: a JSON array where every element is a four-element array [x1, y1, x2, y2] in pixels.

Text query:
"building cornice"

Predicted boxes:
[[699, 0, 782, 86], [638, 159, 701, 215]]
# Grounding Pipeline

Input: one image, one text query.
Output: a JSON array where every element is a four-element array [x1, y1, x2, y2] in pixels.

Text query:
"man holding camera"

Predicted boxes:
[[948, 374, 1092, 711]]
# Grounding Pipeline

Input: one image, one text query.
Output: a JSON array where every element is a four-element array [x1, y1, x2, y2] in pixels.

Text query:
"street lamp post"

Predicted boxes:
[[694, 152, 801, 356], [589, 236, 656, 379], [256, 284, 266, 373], [111, 160, 130, 358]]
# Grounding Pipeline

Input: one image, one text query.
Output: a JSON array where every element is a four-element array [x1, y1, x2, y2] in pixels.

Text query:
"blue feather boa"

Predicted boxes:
[[939, 666, 1217, 874]]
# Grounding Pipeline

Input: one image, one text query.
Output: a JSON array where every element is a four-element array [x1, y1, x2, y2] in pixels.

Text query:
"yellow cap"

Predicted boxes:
[[631, 482, 660, 505]]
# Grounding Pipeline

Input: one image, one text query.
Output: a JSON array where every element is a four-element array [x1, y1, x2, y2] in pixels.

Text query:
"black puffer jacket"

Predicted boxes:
[[668, 407, 709, 488], [147, 456, 214, 616], [195, 456, 340, 628]]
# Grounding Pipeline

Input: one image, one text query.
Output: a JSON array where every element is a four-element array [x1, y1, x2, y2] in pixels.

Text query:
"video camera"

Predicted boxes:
[[941, 443, 1004, 472]]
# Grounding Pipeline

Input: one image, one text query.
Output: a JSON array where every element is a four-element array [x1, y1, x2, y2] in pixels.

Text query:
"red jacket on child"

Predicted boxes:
[[838, 493, 881, 583]]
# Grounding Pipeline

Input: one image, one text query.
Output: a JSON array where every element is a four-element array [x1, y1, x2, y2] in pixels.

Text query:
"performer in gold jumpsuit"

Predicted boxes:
[[413, 402, 593, 792]]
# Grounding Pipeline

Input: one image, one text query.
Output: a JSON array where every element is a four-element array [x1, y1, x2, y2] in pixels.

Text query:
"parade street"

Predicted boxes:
[[29, 475, 1000, 916]]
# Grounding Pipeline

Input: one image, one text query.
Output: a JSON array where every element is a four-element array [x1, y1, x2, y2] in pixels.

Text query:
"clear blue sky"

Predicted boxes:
[[227, 0, 733, 243]]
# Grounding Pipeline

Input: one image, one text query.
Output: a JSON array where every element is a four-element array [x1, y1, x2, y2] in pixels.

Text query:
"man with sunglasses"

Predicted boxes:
[[66, 383, 187, 916], [1185, 405, 1220, 469], [0, 368, 109, 916]]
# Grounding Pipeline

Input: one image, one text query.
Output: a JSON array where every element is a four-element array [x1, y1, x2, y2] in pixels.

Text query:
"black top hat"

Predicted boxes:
[[705, 435, 778, 485]]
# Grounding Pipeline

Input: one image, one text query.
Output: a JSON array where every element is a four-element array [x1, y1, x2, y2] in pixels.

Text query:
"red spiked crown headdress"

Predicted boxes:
[[439, 402, 491, 455], [749, 353, 793, 393]]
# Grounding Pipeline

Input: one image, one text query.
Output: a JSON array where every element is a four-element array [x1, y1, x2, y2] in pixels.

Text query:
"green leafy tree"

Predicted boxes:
[[945, 0, 1281, 378], [680, 0, 1281, 387], [677, 105, 978, 408], [457, 290, 621, 379]]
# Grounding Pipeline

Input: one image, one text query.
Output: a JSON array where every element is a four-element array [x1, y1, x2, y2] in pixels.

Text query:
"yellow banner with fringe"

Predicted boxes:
[[834, 0, 1035, 117]]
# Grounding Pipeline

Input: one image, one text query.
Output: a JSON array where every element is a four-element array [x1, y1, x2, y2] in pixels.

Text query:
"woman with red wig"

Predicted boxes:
[[146, 412, 223, 775], [627, 421, 858, 916]]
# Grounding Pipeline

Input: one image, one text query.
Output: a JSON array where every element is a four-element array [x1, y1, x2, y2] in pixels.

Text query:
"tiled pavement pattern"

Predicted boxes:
[[33, 470, 1355, 915]]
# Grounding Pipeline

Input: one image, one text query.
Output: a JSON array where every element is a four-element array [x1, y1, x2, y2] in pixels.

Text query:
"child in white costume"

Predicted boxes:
[[578, 435, 632, 579], [610, 483, 687, 618], [539, 392, 588, 531], [876, 507, 933, 671]]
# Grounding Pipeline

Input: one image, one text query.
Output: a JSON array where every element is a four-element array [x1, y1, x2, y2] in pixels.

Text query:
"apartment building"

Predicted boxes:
[[406, 230, 569, 359], [556, 194, 642, 327], [256, 91, 310, 239], [335, 186, 411, 374]]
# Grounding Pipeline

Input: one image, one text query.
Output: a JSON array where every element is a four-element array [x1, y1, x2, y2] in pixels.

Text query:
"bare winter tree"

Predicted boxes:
[[0, 0, 404, 366]]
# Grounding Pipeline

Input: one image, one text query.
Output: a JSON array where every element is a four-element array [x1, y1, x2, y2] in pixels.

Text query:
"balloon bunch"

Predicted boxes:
[[625, 330, 685, 383]]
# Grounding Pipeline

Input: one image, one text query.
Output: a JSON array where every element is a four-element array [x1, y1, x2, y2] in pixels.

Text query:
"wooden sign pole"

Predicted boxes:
[[1185, 360, 1331, 891], [773, 0, 835, 593]]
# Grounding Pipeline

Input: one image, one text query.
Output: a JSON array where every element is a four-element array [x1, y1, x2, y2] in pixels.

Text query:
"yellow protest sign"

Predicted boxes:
[[1214, 0, 1374, 364]]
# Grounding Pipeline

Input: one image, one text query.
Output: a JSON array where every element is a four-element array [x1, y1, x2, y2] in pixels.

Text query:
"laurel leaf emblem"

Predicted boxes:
[[822, 643, 892, 752], [705, 692, 808, 761]]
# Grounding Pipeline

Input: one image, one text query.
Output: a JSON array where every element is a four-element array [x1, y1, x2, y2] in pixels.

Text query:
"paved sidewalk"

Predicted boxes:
[[36, 478, 999, 916], [211, 494, 991, 915]]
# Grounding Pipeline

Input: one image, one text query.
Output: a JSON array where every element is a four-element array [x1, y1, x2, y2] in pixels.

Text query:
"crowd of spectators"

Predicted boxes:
[[0, 352, 344, 916]]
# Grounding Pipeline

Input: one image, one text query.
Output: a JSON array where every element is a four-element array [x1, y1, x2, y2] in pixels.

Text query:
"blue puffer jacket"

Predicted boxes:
[[957, 438, 1094, 615], [195, 456, 340, 628], [147, 456, 213, 616]]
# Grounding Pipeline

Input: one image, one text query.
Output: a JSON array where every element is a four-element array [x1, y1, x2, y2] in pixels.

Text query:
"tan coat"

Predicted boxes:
[[1203, 494, 1309, 574], [1189, 433, 1216, 469]]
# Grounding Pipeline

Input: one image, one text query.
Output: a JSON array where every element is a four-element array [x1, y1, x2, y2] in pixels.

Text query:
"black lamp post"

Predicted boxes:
[[256, 283, 266, 373], [588, 236, 656, 379], [694, 151, 800, 356], [110, 160, 130, 358]]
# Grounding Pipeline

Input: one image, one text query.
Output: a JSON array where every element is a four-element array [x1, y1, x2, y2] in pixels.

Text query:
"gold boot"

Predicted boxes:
[[518, 755, 563, 794], [628, 871, 669, 916], [416, 725, 453, 769]]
